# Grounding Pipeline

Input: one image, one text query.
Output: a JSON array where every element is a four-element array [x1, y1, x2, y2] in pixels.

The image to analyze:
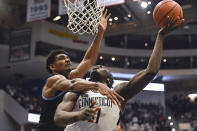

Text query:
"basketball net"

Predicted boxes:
[[64, 0, 105, 35]]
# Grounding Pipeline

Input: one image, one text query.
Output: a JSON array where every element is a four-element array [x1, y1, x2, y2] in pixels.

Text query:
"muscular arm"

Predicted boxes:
[[70, 31, 104, 79], [70, 11, 110, 79], [43, 75, 98, 98], [115, 16, 184, 110], [54, 92, 80, 126], [115, 32, 165, 109], [54, 92, 100, 126], [44, 75, 124, 105]]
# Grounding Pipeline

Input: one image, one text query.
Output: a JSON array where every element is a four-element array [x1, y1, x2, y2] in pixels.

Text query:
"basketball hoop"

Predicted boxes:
[[64, 0, 105, 35]]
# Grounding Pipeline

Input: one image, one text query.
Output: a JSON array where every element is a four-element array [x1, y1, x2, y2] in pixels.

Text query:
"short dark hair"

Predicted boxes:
[[89, 66, 114, 88], [46, 49, 68, 74]]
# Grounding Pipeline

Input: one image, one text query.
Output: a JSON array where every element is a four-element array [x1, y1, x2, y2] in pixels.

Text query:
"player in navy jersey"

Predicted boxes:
[[32, 10, 124, 131], [54, 16, 184, 131]]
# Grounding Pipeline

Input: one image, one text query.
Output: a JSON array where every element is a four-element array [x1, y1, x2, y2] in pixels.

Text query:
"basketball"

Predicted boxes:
[[153, 0, 183, 28]]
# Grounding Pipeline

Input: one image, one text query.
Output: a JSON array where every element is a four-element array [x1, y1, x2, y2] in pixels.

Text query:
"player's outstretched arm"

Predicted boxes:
[[54, 93, 100, 126], [114, 16, 184, 110], [43, 75, 98, 98], [43, 75, 124, 105], [70, 10, 111, 79]]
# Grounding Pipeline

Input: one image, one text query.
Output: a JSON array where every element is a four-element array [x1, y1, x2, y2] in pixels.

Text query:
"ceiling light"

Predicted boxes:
[[114, 17, 118, 20], [148, 1, 151, 5], [109, 18, 112, 22], [147, 11, 151, 14], [188, 94, 197, 102], [141, 1, 148, 8], [163, 58, 167, 63], [170, 122, 174, 126], [168, 116, 172, 120], [99, 56, 103, 60], [112, 57, 116, 61], [128, 14, 131, 18], [53, 16, 61, 21]]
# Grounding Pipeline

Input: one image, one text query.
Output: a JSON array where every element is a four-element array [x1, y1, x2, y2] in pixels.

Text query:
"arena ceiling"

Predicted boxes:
[[1, 0, 197, 93], [1, 0, 197, 36]]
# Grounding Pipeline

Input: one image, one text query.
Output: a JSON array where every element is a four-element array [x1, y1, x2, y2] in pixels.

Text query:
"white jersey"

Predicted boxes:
[[64, 91, 120, 131]]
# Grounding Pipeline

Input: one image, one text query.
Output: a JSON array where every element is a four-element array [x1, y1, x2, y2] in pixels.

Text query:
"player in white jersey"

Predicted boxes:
[[64, 90, 120, 131], [54, 16, 184, 131]]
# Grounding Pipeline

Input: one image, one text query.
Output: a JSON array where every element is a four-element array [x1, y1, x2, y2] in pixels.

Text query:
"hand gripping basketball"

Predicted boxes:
[[159, 15, 184, 37], [78, 101, 100, 123], [153, 0, 183, 28]]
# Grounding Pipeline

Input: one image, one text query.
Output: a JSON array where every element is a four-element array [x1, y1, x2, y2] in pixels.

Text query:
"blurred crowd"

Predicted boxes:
[[3, 84, 41, 113], [120, 102, 171, 131], [3, 84, 197, 131], [167, 95, 197, 130]]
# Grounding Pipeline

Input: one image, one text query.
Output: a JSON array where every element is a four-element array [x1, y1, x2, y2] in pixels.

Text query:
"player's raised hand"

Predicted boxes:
[[78, 101, 100, 122], [98, 9, 111, 32], [159, 14, 184, 37]]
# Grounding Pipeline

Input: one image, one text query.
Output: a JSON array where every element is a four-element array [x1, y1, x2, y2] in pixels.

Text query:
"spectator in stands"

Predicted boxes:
[[121, 102, 171, 131]]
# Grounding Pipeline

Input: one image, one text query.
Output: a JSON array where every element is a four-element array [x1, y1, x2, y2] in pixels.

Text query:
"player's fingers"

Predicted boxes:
[[87, 112, 97, 122], [103, 9, 108, 17], [108, 94, 117, 105], [88, 108, 96, 114], [110, 91, 121, 106], [90, 116, 95, 122], [165, 14, 174, 29], [106, 13, 111, 20], [171, 16, 180, 26], [101, 90, 107, 95], [84, 112, 91, 119], [169, 13, 175, 25], [178, 18, 184, 25], [89, 101, 96, 108], [181, 18, 185, 23], [169, 17, 179, 29], [93, 107, 101, 113], [113, 91, 125, 101], [171, 17, 184, 30], [87, 116, 94, 122], [164, 16, 170, 29]]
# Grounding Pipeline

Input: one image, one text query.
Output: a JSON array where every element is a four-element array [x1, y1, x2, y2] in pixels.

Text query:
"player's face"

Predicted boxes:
[[91, 65, 111, 80], [53, 54, 72, 74]]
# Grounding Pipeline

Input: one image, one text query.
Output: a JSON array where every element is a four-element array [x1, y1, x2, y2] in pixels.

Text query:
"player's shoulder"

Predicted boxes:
[[47, 75, 65, 82], [114, 82, 129, 89], [46, 75, 66, 86]]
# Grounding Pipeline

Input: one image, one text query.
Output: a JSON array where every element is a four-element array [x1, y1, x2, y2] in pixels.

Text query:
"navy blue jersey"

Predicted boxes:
[[34, 91, 66, 131]]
